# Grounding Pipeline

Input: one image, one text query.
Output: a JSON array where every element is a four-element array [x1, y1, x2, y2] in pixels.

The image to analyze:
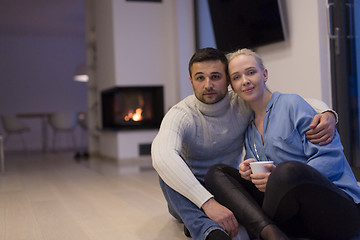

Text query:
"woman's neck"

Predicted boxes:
[[250, 90, 272, 118], [249, 90, 272, 138]]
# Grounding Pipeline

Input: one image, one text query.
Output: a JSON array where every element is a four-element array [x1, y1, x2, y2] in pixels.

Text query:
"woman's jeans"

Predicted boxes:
[[205, 161, 360, 240], [159, 177, 249, 240]]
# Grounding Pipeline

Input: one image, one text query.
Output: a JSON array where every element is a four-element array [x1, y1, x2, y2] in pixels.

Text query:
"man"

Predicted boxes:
[[151, 48, 336, 240]]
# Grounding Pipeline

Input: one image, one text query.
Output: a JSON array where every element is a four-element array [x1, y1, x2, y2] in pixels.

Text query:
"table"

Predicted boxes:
[[17, 113, 52, 152]]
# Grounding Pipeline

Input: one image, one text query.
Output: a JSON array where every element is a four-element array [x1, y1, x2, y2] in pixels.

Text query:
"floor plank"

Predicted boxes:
[[0, 152, 187, 240]]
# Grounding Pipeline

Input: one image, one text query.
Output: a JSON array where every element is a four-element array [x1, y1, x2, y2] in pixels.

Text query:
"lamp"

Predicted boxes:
[[73, 63, 89, 82]]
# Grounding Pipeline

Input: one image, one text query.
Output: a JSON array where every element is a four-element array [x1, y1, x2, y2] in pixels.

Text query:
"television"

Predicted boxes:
[[101, 86, 164, 130], [207, 0, 285, 53]]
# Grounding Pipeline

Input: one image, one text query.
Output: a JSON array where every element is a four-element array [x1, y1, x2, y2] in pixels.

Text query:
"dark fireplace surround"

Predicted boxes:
[[101, 86, 164, 130]]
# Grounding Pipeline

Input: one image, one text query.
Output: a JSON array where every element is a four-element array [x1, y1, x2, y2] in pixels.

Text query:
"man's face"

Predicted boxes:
[[189, 60, 229, 104]]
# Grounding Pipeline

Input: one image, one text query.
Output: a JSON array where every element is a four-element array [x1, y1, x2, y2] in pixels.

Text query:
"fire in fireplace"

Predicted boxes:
[[101, 86, 164, 130]]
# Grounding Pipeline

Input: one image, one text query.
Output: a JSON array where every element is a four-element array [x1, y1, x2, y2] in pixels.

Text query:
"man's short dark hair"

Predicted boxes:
[[188, 48, 228, 77]]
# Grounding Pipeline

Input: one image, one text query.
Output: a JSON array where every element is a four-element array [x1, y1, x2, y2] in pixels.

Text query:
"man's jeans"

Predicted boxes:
[[159, 177, 249, 240]]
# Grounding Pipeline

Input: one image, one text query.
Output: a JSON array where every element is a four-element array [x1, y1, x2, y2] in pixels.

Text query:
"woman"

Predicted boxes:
[[204, 49, 360, 240]]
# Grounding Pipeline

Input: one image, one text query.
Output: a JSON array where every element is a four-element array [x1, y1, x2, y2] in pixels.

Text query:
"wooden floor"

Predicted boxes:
[[0, 152, 187, 240]]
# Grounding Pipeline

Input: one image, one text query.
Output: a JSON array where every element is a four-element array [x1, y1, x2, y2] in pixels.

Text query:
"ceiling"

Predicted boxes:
[[0, 0, 86, 36]]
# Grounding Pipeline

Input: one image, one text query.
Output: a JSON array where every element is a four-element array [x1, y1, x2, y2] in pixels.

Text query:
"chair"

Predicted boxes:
[[74, 112, 89, 160], [48, 112, 78, 152], [0, 115, 30, 151], [78, 112, 88, 131]]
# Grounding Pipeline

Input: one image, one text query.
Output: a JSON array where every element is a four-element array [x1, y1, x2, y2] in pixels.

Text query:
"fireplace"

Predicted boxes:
[[101, 86, 164, 130]]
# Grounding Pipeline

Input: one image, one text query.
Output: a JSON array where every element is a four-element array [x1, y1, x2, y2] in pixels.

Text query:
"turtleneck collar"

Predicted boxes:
[[194, 92, 230, 117]]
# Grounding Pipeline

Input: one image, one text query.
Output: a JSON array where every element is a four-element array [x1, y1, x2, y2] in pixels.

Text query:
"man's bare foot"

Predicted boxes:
[[260, 224, 289, 240]]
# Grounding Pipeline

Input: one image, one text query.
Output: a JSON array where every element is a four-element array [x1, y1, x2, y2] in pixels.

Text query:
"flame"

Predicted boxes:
[[124, 108, 143, 121]]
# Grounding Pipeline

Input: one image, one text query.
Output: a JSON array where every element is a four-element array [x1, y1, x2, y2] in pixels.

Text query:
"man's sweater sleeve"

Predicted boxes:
[[151, 108, 213, 208]]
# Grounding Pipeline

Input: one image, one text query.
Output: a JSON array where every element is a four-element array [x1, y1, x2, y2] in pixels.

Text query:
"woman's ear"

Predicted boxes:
[[263, 69, 268, 83]]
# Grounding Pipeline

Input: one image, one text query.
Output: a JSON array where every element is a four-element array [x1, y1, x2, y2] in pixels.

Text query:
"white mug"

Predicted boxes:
[[249, 161, 274, 174]]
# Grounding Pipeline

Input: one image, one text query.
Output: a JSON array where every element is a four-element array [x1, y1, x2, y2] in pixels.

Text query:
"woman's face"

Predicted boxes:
[[228, 54, 268, 103]]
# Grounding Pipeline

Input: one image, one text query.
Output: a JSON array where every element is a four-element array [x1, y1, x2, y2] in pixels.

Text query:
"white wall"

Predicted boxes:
[[176, 0, 196, 100], [257, 0, 332, 106], [93, 0, 116, 92], [112, 0, 179, 109], [89, 0, 194, 160], [197, 0, 332, 106]]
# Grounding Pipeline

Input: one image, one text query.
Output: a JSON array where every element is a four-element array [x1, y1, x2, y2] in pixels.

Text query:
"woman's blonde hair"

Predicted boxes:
[[226, 48, 265, 70]]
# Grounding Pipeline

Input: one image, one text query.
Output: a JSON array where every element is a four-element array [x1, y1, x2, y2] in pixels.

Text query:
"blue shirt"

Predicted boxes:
[[244, 92, 360, 204]]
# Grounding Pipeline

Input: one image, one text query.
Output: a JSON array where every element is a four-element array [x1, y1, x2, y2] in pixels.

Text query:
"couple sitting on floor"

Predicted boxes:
[[152, 47, 360, 240]]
